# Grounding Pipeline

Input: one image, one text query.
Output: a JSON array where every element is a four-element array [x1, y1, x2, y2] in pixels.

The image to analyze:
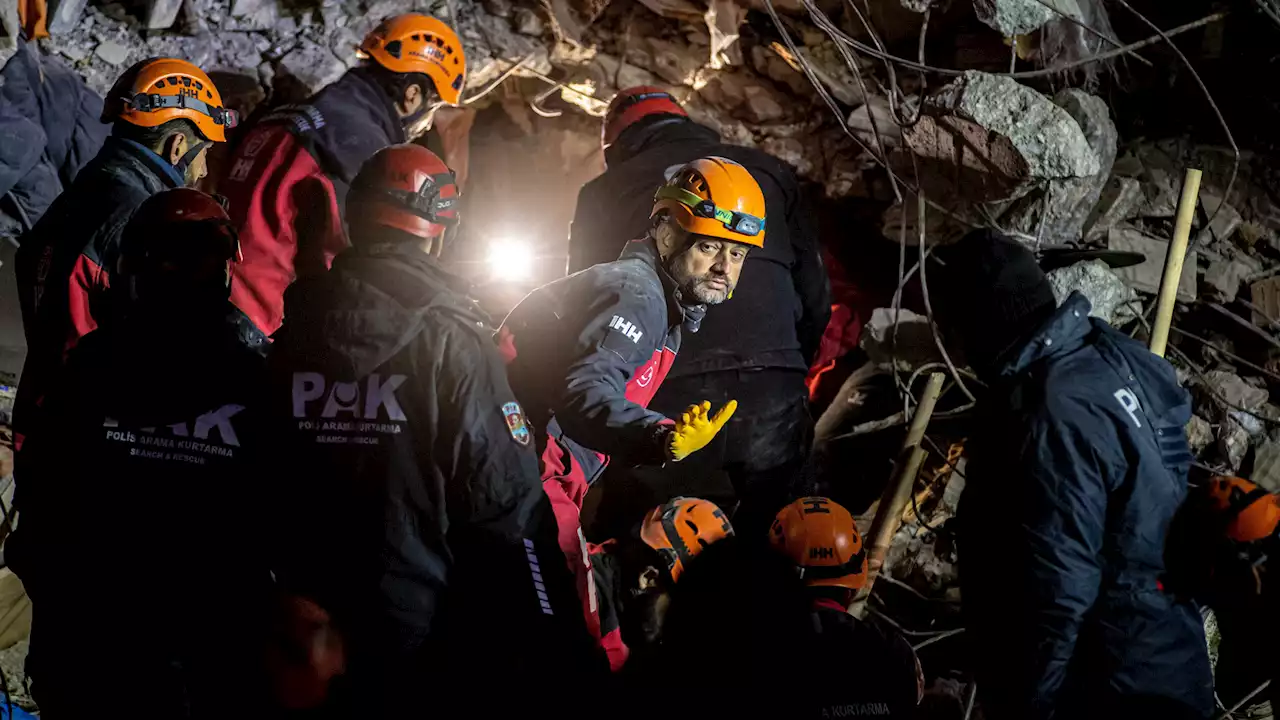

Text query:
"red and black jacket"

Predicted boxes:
[[217, 68, 405, 339], [499, 237, 706, 484]]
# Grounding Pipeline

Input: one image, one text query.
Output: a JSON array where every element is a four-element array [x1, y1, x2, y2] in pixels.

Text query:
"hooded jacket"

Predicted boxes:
[[266, 245, 598, 712], [10, 301, 271, 718], [218, 67, 405, 339], [960, 292, 1213, 719], [569, 118, 830, 375], [13, 135, 186, 455], [500, 237, 705, 484]]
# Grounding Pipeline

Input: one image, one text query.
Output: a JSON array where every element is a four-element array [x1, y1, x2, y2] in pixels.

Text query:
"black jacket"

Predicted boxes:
[[805, 603, 921, 718], [569, 118, 830, 375], [10, 303, 271, 717], [961, 293, 1213, 719], [0, 38, 108, 242], [267, 245, 598, 714], [501, 238, 705, 482]]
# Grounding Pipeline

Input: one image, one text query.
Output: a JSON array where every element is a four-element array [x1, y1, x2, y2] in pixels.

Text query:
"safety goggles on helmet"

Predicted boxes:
[[357, 171, 459, 226], [654, 185, 764, 238], [126, 92, 240, 131]]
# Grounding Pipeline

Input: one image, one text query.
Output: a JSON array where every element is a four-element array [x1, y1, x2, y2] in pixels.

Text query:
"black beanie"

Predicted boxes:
[[932, 230, 1058, 375]]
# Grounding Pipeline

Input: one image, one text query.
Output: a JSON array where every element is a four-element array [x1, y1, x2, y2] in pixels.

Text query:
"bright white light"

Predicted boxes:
[[487, 238, 534, 281]]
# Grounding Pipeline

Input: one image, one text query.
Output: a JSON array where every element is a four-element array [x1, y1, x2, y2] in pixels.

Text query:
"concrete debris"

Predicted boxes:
[[1253, 438, 1280, 493], [1251, 276, 1280, 327], [1109, 226, 1197, 302], [48, 0, 91, 33], [513, 7, 545, 36], [636, 0, 704, 22], [750, 44, 810, 95], [93, 39, 130, 66], [705, 0, 745, 68], [973, 0, 1083, 36], [1203, 258, 1252, 303], [859, 307, 947, 371], [1219, 416, 1251, 471], [759, 136, 812, 177], [797, 40, 865, 106], [1046, 260, 1138, 327], [276, 38, 347, 99], [900, 0, 941, 11], [1084, 176, 1144, 242], [1002, 89, 1117, 244], [905, 71, 1100, 203], [483, 0, 513, 18], [1229, 408, 1269, 439], [847, 96, 903, 151], [147, 0, 185, 29], [697, 70, 786, 123], [1197, 190, 1244, 248], [1186, 414, 1214, 455], [627, 37, 704, 86], [1203, 370, 1270, 412]]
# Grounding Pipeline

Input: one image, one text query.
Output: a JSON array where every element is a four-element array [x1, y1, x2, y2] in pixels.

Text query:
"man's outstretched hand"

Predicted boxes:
[[667, 400, 738, 462]]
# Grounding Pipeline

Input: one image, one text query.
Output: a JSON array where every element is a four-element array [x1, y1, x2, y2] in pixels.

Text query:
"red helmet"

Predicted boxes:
[[602, 86, 687, 149], [119, 188, 240, 277], [348, 144, 460, 240]]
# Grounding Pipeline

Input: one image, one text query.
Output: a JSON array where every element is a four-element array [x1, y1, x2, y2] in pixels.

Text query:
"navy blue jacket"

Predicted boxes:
[[960, 293, 1213, 719]]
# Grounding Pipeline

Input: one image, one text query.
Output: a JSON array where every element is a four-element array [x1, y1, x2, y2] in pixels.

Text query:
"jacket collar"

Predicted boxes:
[[619, 236, 706, 334], [605, 117, 720, 168], [996, 292, 1094, 378], [112, 137, 186, 188]]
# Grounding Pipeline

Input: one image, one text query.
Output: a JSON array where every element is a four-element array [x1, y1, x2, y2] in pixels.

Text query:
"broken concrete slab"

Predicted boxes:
[[1002, 89, 1117, 245], [974, 0, 1083, 36], [146, 0, 183, 29], [1084, 176, 1143, 242], [847, 96, 902, 151], [1109, 226, 1196, 301], [1196, 189, 1243, 248], [275, 38, 347, 99], [93, 39, 130, 65], [1047, 260, 1138, 327], [47, 0, 89, 33], [513, 6, 544, 36], [705, 0, 744, 68], [626, 37, 704, 86], [1254, 438, 1280, 493], [697, 70, 786, 123], [904, 71, 1100, 203], [797, 40, 865, 106], [1203, 370, 1270, 412], [759, 136, 811, 177], [1220, 417, 1251, 471], [1251, 276, 1280, 327], [1203, 258, 1252, 303]]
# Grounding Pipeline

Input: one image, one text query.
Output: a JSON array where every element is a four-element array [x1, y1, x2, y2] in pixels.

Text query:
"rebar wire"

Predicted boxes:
[[1110, 0, 1239, 241], [1253, 0, 1280, 29], [1215, 681, 1271, 720], [963, 682, 978, 720], [913, 627, 966, 651], [463, 53, 533, 105], [914, 167, 977, 404], [1170, 324, 1280, 385], [837, 0, 910, 127]]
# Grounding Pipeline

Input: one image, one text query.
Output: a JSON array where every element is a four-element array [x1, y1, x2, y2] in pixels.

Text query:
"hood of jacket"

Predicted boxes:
[[605, 117, 721, 168], [293, 67, 406, 189], [279, 244, 484, 380]]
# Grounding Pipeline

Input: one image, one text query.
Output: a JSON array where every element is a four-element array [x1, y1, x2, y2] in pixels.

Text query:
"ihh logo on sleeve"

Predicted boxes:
[[293, 373, 408, 420], [609, 315, 643, 344]]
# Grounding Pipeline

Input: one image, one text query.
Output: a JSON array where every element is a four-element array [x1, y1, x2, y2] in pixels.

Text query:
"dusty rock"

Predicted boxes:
[[276, 38, 347, 98], [904, 71, 1100, 203], [760, 136, 812, 177], [1084, 176, 1144, 242], [1253, 438, 1280, 493], [1197, 189, 1244, 248], [483, 0, 513, 17], [513, 7, 545, 36], [1002, 89, 1117, 244], [1047, 260, 1138, 326], [1186, 414, 1213, 455], [847, 96, 903, 151], [637, 0, 704, 22], [705, 0, 745, 68], [1109, 226, 1197, 301], [798, 40, 864, 106], [627, 37, 703, 86], [1251, 276, 1280, 327], [147, 0, 184, 29], [93, 39, 130, 65], [48, 0, 91, 33], [1220, 417, 1251, 471], [1203, 370, 1270, 412], [750, 44, 809, 95], [1203, 259, 1252, 303], [860, 307, 946, 370], [973, 0, 1082, 36], [698, 70, 786, 123]]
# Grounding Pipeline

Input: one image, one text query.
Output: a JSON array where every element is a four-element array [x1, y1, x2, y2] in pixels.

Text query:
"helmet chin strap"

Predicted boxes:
[[172, 139, 210, 181]]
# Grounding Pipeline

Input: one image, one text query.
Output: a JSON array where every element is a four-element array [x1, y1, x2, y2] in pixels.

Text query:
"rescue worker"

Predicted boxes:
[[770, 496, 923, 718], [13, 58, 236, 453], [10, 188, 270, 719], [1169, 476, 1280, 716], [591, 496, 734, 670], [931, 230, 1213, 719], [266, 144, 599, 717], [571, 87, 831, 532], [218, 12, 465, 342], [499, 155, 765, 647]]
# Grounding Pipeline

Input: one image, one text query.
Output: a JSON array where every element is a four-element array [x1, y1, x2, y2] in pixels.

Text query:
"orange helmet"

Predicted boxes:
[[602, 86, 687, 149], [1206, 476, 1280, 543], [770, 497, 867, 591], [103, 58, 237, 143], [358, 13, 467, 106], [652, 156, 766, 248], [348, 144, 459, 240], [639, 497, 734, 582]]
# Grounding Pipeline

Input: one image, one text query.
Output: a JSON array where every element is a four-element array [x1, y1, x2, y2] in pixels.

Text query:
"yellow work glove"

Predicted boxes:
[[667, 400, 738, 462]]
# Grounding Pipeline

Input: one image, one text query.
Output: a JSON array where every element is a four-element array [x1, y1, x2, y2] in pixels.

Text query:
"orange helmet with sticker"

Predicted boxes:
[[1206, 476, 1280, 543], [651, 156, 765, 248], [103, 58, 237, 142], [639, 497, 733, 582], [358, 13, 467, 106], [770, 497, 867, 591]]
